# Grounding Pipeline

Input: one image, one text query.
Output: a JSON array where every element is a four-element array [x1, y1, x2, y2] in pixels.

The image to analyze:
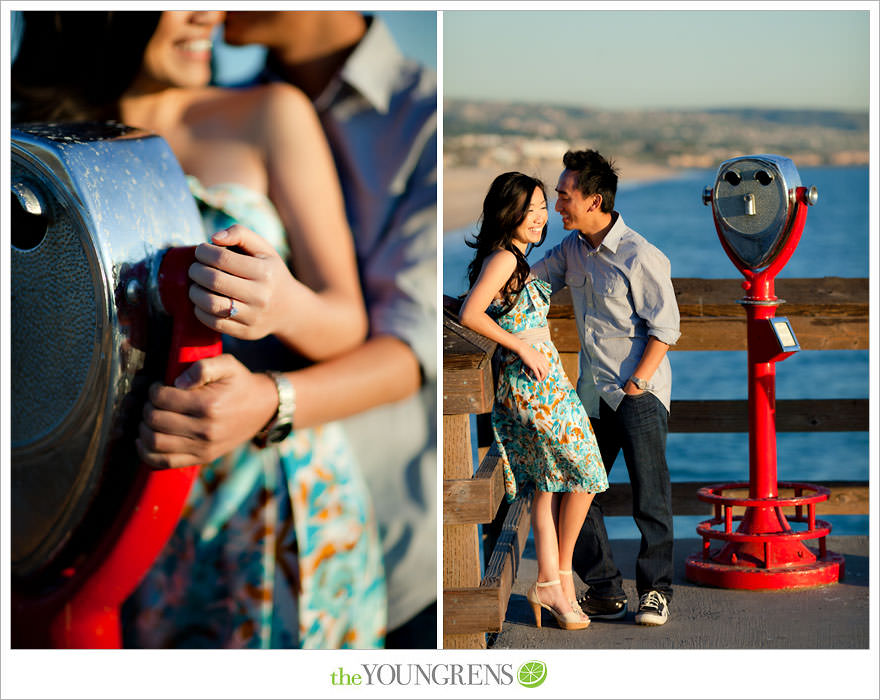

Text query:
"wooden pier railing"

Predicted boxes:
[[442, 277, 869, 649]]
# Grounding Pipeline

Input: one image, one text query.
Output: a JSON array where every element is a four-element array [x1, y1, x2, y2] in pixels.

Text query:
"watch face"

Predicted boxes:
[[267, 423, 293, 444]]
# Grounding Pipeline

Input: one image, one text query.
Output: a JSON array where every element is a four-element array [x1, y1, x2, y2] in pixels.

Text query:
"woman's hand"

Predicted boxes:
[[136, 354, 277, 469], [518, 343, 550, 382], [188, 224, 295, 341]]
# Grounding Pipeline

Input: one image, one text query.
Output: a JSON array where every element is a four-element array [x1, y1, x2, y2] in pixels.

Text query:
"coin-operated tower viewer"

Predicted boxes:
[[686, 154, 844, 590]]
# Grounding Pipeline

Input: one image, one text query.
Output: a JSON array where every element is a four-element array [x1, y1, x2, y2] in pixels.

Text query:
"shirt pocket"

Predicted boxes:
[[592, 273, 635, 338]]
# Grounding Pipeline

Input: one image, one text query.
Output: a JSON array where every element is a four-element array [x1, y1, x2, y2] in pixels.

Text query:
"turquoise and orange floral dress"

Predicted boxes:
[[122, 178, 386, 649], [490, 277, 608, 502]]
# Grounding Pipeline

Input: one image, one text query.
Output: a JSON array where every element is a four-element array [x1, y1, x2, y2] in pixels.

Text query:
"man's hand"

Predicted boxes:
[[137, 354, 277, 469], [623, 379, 646, 396]]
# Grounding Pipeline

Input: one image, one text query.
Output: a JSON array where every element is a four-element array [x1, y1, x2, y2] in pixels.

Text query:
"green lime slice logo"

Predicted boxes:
[[517, 660, 547, 688]]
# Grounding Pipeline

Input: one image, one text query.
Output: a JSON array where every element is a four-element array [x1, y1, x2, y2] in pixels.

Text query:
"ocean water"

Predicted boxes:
[[445, 166, 870, 537]]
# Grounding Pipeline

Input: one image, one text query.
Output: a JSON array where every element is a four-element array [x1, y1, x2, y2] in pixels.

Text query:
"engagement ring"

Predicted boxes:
[[228, 299, 238, 318]]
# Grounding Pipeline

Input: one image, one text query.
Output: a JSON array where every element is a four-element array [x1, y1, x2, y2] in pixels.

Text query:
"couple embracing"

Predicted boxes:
[[459, 149, 681, 631]]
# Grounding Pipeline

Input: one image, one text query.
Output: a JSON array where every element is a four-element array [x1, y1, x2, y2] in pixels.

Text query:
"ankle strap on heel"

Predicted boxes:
[[536, 579, 560, 587]]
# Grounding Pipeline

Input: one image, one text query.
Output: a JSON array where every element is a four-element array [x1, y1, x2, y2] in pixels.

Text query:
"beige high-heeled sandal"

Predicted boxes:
[[526, 579, 590, 630], [559, 569, 589, 621]]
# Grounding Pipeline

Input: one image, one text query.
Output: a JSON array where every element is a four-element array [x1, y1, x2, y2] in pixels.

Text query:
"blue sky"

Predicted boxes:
[[444, 9, 871, 111]]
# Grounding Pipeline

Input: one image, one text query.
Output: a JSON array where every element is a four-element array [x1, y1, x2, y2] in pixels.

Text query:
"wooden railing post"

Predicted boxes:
[[442, 306, 497, 648], [442, 414, 484, 648]]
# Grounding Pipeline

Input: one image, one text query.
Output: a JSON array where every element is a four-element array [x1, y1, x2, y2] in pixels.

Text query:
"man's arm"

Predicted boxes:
[[625, 248, 681, 394], [291, 122, 438, 425], [530, 238, 569, 293], [286, 335, 421, 427], [623, 337, 670, 395]]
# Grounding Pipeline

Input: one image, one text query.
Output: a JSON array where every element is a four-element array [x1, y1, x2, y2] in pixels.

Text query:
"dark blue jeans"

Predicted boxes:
[[573, 392, 674, 603]]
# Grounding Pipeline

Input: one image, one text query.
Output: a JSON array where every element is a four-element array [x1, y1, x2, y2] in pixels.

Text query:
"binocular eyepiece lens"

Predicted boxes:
[[723, 170, 742, 186], [11, 185, 49, 251], [754, 170, 774, 186]]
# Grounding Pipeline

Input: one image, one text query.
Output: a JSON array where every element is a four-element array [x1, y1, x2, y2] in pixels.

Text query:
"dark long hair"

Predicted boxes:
[[465, 172, 548, 314], [12, 11, 161, 123]]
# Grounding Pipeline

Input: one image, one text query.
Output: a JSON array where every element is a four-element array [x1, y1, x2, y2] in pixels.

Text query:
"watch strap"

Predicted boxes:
[[254, 371, 296, 447], [630, 375, 649, 391]]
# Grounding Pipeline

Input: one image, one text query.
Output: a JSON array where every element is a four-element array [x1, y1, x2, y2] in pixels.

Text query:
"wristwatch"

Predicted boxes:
[[254, 371, 296, 447], [630, 375, 649, 391]]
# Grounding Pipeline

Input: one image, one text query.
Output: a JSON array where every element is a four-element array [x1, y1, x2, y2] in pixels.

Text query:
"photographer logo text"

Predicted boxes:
[[329, 661, 547, 688]]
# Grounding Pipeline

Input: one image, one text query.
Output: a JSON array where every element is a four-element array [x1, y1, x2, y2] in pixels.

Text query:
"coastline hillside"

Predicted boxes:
[[443, 99, 868, 232]]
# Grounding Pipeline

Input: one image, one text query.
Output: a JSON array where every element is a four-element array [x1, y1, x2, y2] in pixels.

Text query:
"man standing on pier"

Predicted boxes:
[[532, 149, 680, 626]]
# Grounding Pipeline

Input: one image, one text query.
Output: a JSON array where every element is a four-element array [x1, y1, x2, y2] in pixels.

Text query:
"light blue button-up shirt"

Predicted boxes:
[[305, 18, 438, 631], [532, 212, 681, 417]]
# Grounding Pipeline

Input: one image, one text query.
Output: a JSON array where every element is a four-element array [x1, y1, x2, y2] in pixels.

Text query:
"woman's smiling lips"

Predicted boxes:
[[176, 38, 213, 59]]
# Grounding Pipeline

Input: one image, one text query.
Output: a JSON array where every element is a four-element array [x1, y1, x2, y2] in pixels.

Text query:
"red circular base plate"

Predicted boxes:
[[685, 551, 845, 590]]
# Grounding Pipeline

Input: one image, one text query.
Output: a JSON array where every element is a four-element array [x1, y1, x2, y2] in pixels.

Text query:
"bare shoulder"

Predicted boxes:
[[483, 248, 518, 272], [475, 249, 519, 287], [250, 82, 314, 123], [179, 84, 311, 125]]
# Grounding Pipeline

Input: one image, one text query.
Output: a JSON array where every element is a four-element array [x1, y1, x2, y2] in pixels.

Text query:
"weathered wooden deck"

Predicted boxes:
[[489, 535, 869, 649]]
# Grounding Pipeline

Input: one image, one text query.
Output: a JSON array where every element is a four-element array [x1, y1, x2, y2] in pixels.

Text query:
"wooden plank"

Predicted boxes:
[[702, 481, 870, 516], [468, 396, 868, 437], [443, 363, 495, 415], [668, 399, 868, 433], [443, 307, 496, 415], [482, 496, 532, 590], [672, 277, 869, 318], [547, 278, 868, 351], [548, 316, 868, 352], [443, 587, 502, 637], [443, 348, 494, 415], [548, 278, 869, 318], [443, 497, 532, 635], [443, 449, 504, 525], [598, 480, 868, 517]]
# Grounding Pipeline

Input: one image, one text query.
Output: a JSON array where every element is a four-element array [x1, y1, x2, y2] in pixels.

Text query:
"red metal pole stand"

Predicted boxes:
[[685, 187, 844, 589], [47, 246, 222, 647]]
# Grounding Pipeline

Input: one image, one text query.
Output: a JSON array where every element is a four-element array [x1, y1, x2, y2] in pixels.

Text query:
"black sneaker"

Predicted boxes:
[[575, 591, 627, 620], [634, 590, 669, 626]]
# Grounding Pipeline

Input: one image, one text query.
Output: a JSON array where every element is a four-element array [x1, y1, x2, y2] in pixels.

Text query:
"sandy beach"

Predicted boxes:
[[442, 159, 680, 234]]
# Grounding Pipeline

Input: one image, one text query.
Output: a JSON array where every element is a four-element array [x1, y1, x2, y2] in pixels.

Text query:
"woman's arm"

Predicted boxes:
[[186, 84, 366, 361], [459, 251, 549, 381], [261, 83, 367, 359]]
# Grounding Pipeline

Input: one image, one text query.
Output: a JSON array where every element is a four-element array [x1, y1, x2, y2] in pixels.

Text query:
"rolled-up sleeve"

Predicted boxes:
[[362, 126, 437, 383], [631, 249, 681, 346]]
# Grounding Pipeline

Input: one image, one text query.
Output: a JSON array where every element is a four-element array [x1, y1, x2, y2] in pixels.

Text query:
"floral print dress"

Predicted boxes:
[[490, 277, 609, 502], [122, 178, 386, 649]]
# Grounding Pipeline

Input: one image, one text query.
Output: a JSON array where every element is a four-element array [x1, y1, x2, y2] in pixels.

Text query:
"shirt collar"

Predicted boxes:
[[579, 212, 625, 254], [314, 17, 401, 114]]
